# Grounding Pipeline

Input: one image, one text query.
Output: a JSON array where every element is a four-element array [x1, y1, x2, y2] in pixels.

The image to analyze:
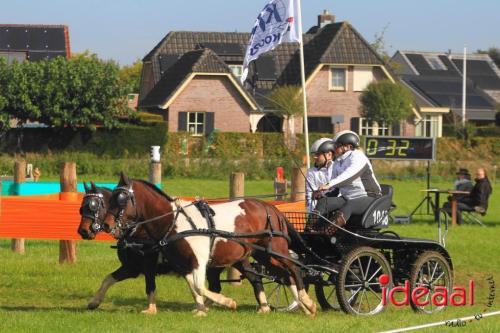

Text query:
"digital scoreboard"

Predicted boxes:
[[364, 136, 435, 161]]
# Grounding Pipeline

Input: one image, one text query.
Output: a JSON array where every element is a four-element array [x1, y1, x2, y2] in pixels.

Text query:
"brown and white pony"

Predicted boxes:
[[78, 181, 271, 314], [102, 173, 316, 316]]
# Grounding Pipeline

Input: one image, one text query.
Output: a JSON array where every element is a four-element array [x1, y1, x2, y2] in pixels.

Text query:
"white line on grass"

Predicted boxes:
[[379, 310, 500, 333]]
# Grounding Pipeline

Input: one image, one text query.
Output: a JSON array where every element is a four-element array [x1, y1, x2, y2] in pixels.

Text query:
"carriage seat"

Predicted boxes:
[[348, 184, 393, 229]]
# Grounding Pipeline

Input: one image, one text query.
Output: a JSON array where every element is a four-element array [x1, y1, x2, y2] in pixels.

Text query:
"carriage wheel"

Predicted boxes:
[[336, 246, 392, 316], [314, 269, 341, 311], [410, 251, 453, 314], [262, 278, 304, 312]]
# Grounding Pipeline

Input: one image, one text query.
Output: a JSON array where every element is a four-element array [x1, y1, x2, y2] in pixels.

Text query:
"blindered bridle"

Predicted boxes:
[[108, 185, 140, 236], [80, 192, 106, 234]]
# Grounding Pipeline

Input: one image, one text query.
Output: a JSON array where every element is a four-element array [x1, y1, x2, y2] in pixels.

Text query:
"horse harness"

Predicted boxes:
[[80, 192, 106, 234], [113, 194, 292, 265]]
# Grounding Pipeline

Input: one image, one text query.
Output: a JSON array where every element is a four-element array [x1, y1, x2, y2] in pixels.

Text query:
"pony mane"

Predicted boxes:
[[134, 179, 175, 202]]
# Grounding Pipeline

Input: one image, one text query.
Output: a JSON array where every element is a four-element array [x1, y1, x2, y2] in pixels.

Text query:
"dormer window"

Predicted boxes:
[[425, 55, 447, 70], [229, 64, 243, 81]]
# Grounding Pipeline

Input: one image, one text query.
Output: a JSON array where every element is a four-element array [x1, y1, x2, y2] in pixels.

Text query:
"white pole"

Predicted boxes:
[[462, 46, 467, 127], [296, 0, 310, 168]]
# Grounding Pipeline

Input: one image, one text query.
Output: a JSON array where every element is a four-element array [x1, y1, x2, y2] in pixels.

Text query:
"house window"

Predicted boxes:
[[229, 65, 243, 81], [424, 55, 447, 71], [187, 112, 205, 136], [0, 52, 26, 64], [308, 117, 332, 133], [329, 67, 347, 90], [415, 115, 440, 137], [353, 67, 373, 91], [359, 118, 390, 136]]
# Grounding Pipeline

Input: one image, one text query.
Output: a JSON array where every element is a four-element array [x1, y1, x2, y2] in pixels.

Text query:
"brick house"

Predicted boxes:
[[139, 12, 416, 137]]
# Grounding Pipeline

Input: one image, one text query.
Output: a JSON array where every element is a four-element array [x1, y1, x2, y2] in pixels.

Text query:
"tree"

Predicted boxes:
[[119, 59, 143, 93], [477, 47, 500, 67], [360, 80, 414, 126], [0, 58, 9, 134], [0, 53, 132, 129], [267, 85, 303, 150]]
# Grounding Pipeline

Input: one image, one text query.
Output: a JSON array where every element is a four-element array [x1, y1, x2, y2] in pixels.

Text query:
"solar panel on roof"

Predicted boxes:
[[255, 55, 277, 80], [452, 59, 496, 76], [199, 42, 243, 56], [45, 29, 65, 50], [6, 27, 28, 49], [158, 54, 180, 74]]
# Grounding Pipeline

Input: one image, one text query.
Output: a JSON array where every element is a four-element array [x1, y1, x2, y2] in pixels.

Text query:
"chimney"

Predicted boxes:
[[318, 10, 335, 28]]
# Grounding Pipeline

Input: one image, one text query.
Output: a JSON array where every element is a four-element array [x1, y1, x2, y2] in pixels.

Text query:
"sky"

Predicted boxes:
[[1, 0, 498, 65]]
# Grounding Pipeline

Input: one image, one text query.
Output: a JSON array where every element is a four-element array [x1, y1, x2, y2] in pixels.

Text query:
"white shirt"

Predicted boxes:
[[305, 160, 335, 212], [325, 150, 381, 200]]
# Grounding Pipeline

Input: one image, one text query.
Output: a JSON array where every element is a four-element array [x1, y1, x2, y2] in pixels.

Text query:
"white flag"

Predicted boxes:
[[241, 0, 300, 83]]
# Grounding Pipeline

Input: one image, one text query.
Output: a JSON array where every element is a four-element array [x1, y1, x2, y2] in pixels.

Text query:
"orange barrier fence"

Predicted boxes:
[[0, 193, 304, 241], [0, 193, 113, 241]]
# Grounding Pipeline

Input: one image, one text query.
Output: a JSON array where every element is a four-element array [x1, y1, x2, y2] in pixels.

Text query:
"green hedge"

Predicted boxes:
[[0, 122, 168, 157]]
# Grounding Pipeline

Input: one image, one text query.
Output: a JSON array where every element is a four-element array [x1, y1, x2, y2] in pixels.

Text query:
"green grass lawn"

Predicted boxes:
[[1, 178, 500, 332]]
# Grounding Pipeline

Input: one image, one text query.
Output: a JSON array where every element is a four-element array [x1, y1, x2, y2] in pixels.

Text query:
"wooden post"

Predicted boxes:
[[149, 162, 162, 185], [291, 167, 306, 202], [227, 172, 245, 285], [59, 162, 77, 264], [12, 161, 26, 254], [229, 172, 245, 201]]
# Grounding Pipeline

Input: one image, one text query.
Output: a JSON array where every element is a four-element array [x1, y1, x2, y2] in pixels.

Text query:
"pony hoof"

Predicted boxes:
[[141, 308, 157, 315], [194, 310, 208, 317], [257, 306, 271, 314], [87, 302, 100, 310], [307, 302, 317, 317], [228, 299, 237, 311]]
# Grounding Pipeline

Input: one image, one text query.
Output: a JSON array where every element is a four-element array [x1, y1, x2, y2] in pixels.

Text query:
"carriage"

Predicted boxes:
[[256, 184, 454, 316], [79, 178, 454, 317]]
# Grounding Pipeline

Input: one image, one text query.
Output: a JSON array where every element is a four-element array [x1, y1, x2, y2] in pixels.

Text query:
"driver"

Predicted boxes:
[[313, 130, 382, 234], [305, 138, 336, 213]]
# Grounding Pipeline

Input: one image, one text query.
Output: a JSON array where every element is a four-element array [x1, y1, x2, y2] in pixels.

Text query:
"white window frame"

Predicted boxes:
[[187, 112, 205, 136], [359, 117, 390, 136], [228, 64, 243, 81], [329, 66, 348, 91], [415, 114, 441, 138], [353, 67, 374, 92]]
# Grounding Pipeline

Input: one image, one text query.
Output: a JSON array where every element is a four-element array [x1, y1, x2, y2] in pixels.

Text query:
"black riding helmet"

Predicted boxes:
[[333, 130, 360, 149]]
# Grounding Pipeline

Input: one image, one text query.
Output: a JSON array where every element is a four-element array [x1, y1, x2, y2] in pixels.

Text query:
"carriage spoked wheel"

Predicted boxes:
[[262, 277, 304, 312], [314, 268, 341, 311], [336, 246, 392, 315], [410, 251, 453, 314]]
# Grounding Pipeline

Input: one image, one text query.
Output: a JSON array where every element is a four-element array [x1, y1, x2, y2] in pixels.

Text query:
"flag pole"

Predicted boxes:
[[462, 45, 467, 128], [296, 0, 310, 168]]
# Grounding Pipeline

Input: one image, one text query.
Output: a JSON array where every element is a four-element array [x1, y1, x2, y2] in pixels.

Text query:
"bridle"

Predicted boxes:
[[80, 192, 106, 234], [108, 184, 140, 236]]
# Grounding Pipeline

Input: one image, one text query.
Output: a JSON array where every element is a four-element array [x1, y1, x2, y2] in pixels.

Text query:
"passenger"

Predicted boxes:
[[452, 168, 473, 202], [443, 168, 492, 224], [305, 138, 336, 213], [313, 130, 382, 235]]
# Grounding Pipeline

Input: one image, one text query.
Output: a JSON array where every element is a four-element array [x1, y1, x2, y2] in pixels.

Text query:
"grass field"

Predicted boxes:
[[1, 178, 500, 332]]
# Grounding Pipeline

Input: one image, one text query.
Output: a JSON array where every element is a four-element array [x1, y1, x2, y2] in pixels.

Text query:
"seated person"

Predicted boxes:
[[305, 138, 336, 213], [312, 130, 382, 235], [452, 168, 473, 202], [443, 168, 492, 224]]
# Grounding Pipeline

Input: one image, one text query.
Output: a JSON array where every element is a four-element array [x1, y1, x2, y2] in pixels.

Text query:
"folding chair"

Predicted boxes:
[[462, 207, 486, 227]]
